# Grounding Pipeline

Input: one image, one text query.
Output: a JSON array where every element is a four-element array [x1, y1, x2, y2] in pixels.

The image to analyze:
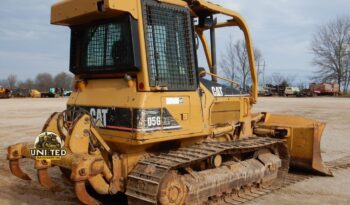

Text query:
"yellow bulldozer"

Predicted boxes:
[[7, 0, 332, 204], [0, 86, 11, 99]]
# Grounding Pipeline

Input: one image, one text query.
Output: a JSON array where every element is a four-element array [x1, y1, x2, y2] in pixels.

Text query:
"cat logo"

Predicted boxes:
[[30, 132, 66, 160], [90, 108, 108, 127], [211, 86, 224, 96]]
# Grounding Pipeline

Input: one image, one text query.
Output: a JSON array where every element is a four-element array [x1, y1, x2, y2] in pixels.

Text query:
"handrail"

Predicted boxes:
[[190, 0, 258, 103], [201, 71, 241, 88]]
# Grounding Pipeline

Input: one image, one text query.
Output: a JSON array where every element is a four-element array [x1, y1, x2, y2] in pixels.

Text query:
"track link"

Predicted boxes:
[[204, 155, 350, 205], [125, 137, 289, 205]]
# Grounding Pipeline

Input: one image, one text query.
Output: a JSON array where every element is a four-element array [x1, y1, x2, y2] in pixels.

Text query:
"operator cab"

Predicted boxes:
[[52, 0, 257, 103], [68, 0, 199, 92]]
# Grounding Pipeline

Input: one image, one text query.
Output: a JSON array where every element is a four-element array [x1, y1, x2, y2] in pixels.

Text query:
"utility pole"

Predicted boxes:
[[257, 60, 260, 85], [263, 60, 266, 86], [257, 60, 266, 86]]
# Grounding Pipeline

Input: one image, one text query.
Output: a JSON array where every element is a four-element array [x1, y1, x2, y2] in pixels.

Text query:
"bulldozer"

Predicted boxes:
[[0, 86, 11, 98], [7, 0, 332, 204]]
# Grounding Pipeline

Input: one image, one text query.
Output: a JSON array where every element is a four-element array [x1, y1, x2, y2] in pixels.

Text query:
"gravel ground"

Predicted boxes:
[[0, 97, 349, 205], [249, 97, 350, 205]]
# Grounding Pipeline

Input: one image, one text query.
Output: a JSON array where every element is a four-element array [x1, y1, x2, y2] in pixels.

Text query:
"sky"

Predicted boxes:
[[0, 0, 349, 84]]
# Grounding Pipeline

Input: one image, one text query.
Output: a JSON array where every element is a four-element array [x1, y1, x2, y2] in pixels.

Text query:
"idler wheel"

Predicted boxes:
[[158, 171, 188, 205]]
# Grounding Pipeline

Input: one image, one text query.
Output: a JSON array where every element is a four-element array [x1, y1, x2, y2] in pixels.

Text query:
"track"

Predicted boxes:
[[125, 137, 289, 205], [203, 155, 350, 205], [125, 135, 350, 205]]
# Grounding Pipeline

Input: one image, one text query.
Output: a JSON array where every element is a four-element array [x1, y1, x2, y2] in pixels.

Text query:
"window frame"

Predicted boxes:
[[69, 15, 141, 76]]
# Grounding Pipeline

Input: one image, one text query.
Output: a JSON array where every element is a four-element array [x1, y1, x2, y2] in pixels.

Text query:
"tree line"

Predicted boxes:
[[0, 72, 74, 92], [219, 16, 350, 93], [2, 15, 348, 93]]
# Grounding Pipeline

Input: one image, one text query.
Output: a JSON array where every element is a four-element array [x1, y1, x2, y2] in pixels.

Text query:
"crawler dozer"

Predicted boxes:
[[7, 0, 332, 204], [0, 86, 11, 98]]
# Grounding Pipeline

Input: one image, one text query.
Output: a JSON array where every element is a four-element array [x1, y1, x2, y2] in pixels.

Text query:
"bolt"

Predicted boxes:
[[83, 129, 90, 137], [84, 117, 90, 124], [42, 160, 48, 165], [12, 151, 19, 157], [79, 168, 86, 176]]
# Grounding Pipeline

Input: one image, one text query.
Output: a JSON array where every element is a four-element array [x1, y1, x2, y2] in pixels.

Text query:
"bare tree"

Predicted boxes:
[[18, 79, 35, 89], [344, 35, 350, 92], [35, 73, 54, 91], [268, 72, 295, 86], [54, 72, 74, 90], [0, 79, 8, 87], [311, 16, 350, 93], [220, 39, 264, 90], [220, 40, 237, 87], [254, 49, 265, 85], [2, 73, 74, 91], [269, 73, 285, 85], [7, 74, 17, 89], [235, 40, 249, 91]]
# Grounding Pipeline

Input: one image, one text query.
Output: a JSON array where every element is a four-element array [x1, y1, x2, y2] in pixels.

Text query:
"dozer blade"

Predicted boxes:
[[259, 114, 332, 176]]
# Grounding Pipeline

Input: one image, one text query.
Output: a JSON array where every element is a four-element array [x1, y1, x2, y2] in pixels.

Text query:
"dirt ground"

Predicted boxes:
[[0, 97, 349, 205]]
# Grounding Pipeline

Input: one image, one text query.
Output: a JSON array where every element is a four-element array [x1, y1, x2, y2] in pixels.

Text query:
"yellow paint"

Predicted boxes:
[[6, 1, 331, 201]]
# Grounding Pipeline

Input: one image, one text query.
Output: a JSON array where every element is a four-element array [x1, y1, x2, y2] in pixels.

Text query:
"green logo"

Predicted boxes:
[[30, 132, 67, 160]]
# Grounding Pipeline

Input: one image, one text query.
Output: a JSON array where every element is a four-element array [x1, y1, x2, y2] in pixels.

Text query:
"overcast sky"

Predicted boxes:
[[0, 0, 349, 83]]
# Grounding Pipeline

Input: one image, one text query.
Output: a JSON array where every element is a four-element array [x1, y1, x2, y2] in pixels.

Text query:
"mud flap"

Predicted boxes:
[[257, 114, 333, 176]]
